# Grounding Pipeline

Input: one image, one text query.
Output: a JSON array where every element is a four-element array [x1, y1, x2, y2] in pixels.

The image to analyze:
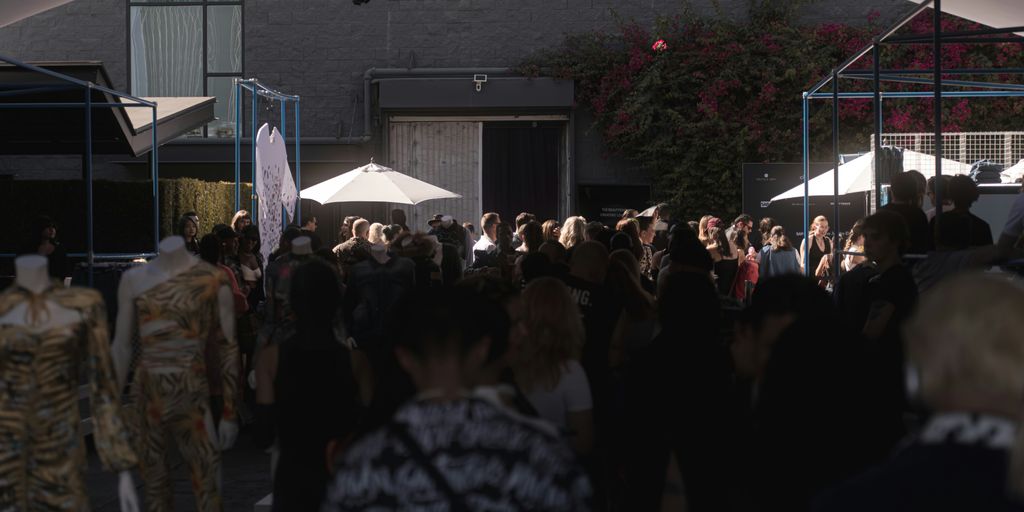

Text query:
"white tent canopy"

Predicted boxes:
[[1003, 159, 1024, 184], [771, 149, 973, 202], [301, 161, 462, 205], [909, 0, 1024, 35]]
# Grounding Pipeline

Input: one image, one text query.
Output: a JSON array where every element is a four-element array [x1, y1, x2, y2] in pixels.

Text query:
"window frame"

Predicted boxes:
[[126, 0, 245, 138]]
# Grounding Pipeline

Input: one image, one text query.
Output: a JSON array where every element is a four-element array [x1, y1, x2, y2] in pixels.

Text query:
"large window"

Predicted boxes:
[[129, 0, 243, 138]]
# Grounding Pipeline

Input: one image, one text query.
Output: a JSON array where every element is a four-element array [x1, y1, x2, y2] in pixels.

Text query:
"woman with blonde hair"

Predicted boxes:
[[230, 209, 251, 234], [367, 222, 385, 245], [514, 277, 593, 455], [799, 215, 833, 283], [698, 215, 714, 246], [817, 273, 1024, 510], [558, 216, 587, 251]]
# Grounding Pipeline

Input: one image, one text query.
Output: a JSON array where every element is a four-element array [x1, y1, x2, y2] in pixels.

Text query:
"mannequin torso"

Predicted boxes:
[[0, 255, 139, 512], [111, 237, 238, 512]]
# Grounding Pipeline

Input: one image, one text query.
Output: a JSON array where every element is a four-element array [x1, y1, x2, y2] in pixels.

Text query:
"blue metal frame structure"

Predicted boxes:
[[800, 0, 1024, 283], [0, 54, 160, 287], [232, 78, 301, 226]]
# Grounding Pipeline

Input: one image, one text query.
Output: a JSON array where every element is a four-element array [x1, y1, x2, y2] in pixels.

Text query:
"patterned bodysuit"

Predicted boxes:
[[0, 285, 137, 511], [129, 262, 238, 512]]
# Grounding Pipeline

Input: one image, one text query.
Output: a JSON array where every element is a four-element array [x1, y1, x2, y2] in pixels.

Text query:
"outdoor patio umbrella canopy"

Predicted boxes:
[[300, 161, 462, 205], [772, 149, 973, 201]]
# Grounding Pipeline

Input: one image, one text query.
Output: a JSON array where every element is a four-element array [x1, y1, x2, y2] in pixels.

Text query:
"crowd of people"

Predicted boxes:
[[152, 175, 1024, 511], [5, 172, 1015, 510]]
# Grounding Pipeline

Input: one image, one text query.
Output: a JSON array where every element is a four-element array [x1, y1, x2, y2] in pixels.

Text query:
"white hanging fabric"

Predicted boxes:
[[255, 123, 294, 263]]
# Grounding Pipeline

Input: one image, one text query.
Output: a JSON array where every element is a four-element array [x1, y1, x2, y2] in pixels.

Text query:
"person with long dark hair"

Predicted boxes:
[[256, 259, 360, 512], [759, 226, 801, 280], [707, 219, 738, 297], [177, 212, 201, 254]]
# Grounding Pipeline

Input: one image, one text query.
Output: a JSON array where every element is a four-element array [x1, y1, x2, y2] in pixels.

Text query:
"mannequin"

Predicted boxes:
[[111, 236, 239, 512], [0, 255, 139, 511]]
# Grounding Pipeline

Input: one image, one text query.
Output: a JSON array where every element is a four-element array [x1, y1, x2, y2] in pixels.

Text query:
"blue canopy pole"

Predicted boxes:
[[84, 87, 94, 287], [152, 103, 159, 254], [873, 44, 882, 210], [295, 98, 301, 224], [251, 84, 258, 219], [802, 92, 811, 276], [832, 69, 841, 288], [234, 79, 241, 214]]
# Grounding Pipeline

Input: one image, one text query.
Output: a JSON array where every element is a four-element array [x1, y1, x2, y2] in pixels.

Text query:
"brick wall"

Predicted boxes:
[[2, 0, 905, 139]]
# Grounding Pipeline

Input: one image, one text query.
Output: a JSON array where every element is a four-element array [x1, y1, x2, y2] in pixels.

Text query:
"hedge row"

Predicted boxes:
[[0, 178, 252, 254]]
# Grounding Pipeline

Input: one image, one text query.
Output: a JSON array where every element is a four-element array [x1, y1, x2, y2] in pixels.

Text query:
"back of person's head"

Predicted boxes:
[[518, 277, 584, 389], [733, 214, 753, 228], [708, 226, 732, 257], [480, 212, 501, 234], [615, 218, 643, 257], [463, 222, 475, 235], [657, 270, 719, 336], [890, 171, 919, 204], [927, 175, 951, 199], [520, 220, 544, 252], [904, 273, 1024, 498], [538, 240, 567, 264], [609, 231, 633, 253], [947, 175, 980, 209], [730, 227, 749, 253], [687, 220, 700, 233], [759, 217, 777, 240], [844, 218, 865, 251], [198, 234, 221, 265], [393, 286, 509, 364], [906, 170, 927, 199], [382, 224, 403, 244], [496, 223, 515, 251], [392, 232, 436, 260], [669, 227, 714, 272], [769, 225, 794, 252], [670, 222, 698, 243], [352, 218, 370, 239], [570, 240, 610, 283], [368, 222, 385, 244], [863, 210, 910, 255], [301, 214, 317, 227], [608, 250, 653, 319], [280, 225, 304, 251], [621, 209, 639, 220], [583, 220, 605, 243], [290, 259, 342, 332], [515, 212, 535, 230], [541, 219, 560, 241], [519, 252, 551, 284]]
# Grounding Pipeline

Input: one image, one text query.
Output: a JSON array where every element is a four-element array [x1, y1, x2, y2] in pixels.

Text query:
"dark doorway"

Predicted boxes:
[[482, 121, 562, 223]]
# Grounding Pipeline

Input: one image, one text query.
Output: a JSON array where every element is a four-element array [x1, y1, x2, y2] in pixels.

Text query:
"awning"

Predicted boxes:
[[0, 0, 74, 28], [908, 0, 1024, 34], [0, 61, 214, 157]]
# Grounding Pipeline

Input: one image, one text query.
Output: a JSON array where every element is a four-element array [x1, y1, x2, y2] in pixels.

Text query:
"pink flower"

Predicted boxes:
[[652, 39, 668, 52]]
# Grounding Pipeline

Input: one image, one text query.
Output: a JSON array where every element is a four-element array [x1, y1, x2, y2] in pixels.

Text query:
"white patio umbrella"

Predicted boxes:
[[300, 160, 462, 205], [771, 149, 973, 201]]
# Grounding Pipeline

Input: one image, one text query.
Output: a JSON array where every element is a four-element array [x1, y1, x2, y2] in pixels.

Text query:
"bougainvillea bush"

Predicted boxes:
[[520, 4, 1024, 221]]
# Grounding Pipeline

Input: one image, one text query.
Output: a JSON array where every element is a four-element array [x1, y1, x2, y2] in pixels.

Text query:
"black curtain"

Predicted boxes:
[[482, 122, 561, 223]]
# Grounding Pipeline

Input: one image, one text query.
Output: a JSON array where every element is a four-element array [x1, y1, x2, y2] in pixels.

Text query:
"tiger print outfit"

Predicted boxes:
[[0, 284, 137, 511], [129, 262, 238, 512]]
